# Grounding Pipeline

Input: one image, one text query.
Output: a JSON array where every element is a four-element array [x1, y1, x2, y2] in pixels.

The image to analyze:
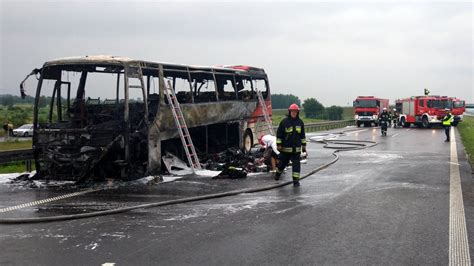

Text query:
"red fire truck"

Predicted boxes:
[[451, 97, 466, 117], [395, 96, 450, 128], [353, 96, 389, 127]]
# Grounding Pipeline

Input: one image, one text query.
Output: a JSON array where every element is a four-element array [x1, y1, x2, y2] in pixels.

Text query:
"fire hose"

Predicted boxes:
[[0, 132, 376, 224]]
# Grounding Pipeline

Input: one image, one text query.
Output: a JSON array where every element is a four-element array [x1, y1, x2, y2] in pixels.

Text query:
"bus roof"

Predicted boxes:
[[42, 55, 267, 78]]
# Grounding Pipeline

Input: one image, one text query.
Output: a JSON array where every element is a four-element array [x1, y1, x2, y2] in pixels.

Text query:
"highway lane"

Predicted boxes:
[[0, 125, 472, 265]]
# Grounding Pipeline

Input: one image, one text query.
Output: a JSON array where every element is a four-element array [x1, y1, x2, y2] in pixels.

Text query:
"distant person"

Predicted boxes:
[[379, 108, 390, 136], [258, 134, 279, 172], [3, 122, 13, 137], [275, 103, 307, 187], [442, 109, 454, 142], [392, 108, 399, 128]]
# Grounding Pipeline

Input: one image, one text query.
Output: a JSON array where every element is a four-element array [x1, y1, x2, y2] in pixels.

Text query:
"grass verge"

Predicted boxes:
[[0, 162, 34, 174], [457, 116, 474, 170], [0, 139, 32, 151]]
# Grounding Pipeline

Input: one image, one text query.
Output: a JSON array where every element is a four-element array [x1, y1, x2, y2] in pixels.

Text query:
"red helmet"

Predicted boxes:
[[288, 103, 300, 111]]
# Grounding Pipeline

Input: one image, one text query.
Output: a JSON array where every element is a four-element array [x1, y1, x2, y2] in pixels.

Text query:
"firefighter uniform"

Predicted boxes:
[[442, 111, 454, 142], [275, 104, 306, 186]]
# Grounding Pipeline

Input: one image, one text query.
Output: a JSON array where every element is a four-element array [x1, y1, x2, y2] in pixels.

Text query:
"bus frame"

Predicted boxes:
[[20, 55, 272, 181]]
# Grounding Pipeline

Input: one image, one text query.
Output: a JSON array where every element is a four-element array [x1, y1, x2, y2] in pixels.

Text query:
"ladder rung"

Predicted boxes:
[[129, 85, 142, 88]]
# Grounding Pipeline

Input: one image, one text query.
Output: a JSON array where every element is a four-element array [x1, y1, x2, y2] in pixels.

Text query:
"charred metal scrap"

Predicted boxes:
[[201, 147, 266, 174]]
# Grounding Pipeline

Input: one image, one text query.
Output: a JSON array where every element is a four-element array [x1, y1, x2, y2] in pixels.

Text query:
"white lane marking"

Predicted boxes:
[[449, 127, 471, 265], [391, 133, 400, 138], [406, 129, 411, 131]]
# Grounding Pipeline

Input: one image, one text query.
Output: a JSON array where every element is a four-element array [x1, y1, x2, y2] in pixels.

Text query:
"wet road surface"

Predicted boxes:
[[0, 126, 473, 265]]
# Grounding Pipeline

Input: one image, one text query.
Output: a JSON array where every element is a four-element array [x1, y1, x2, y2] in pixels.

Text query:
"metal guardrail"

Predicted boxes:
[[273, 120, 355, 133], [0, 149, 33, 164], [0, 149, 34, 171]]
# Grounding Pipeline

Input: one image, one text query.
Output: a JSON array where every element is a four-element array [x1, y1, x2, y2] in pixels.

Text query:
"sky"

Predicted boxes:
[[0, 0, 472, 106]]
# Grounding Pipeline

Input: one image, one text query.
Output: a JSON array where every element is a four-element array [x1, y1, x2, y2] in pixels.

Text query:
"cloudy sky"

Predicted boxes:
[[1, 0, 472, 106]]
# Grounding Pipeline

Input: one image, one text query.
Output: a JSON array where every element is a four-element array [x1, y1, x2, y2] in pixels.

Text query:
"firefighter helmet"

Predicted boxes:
[[383, 107, 387, 111], [288, 104, 300, 111]]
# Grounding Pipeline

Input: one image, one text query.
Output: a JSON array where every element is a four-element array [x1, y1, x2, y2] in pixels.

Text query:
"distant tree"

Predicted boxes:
[[1, 95, 14, 107], [38, 96, 48, 108], [303, 98, 325, 119], [326, 105, 344, 120], [271, 94, 301, 109]]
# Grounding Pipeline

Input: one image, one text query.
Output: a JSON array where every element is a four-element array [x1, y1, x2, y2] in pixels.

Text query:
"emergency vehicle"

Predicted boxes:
[[395, 96, 450, 128], [451, 97, 466, 120], [353, 96, 389, 127]]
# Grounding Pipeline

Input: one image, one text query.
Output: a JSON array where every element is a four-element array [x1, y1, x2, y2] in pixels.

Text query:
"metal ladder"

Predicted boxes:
[[164, 80, 201, 172], [256, 90, 275, 135], [123, 62, 148, 163]]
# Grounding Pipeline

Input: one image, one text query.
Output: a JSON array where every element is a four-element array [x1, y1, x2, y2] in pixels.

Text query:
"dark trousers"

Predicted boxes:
[[277, 152, 301, 181], [444, 126, 451, 141]]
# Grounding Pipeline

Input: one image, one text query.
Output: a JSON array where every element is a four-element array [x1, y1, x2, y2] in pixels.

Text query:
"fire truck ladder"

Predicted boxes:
[[256, 90, 275, 136], [164, 80, 201, 172]]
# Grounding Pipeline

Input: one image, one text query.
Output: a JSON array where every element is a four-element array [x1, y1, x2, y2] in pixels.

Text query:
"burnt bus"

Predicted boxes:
[[20, 56, 272, 181]]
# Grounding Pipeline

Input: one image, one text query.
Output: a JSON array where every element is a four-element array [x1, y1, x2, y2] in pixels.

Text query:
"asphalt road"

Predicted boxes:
[[0, 125, 473, 265]]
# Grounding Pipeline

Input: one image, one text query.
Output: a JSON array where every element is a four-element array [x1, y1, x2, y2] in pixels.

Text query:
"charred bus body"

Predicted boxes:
[[21, 56, 272, 181]]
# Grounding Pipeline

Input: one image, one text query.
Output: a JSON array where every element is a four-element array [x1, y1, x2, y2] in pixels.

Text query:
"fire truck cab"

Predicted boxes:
[[353, 96, 389, 127], [451, 97, 465, 125]]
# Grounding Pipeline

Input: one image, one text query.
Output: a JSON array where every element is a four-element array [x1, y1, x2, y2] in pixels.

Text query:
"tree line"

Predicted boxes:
[[0, 94, 51, 108], [272, 94, 344, 120]]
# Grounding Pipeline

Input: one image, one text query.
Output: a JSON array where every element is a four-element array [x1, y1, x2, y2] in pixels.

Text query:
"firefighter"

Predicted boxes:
[[442, 108, 454, 142], [392, 108, 399, 128], [258, 134, 279, 172], [275, 103, 307, 186], [379, 108, 390, 136]]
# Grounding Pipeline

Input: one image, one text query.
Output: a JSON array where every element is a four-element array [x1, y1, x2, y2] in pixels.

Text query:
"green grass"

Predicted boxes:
[[0, 139, 32, 151], [0, 162, 34, 174], [0, 139, 34, 173], [458, 116, 474, 167], [271, 107, 354, 125]]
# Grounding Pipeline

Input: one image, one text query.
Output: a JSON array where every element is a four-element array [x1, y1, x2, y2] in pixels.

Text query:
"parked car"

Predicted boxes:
[[12, 124, 33, 137]]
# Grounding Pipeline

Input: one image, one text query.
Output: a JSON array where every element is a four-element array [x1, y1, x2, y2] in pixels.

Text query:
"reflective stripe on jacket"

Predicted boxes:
[[442, 114, 454, 126], [276, 117, 306, 153]]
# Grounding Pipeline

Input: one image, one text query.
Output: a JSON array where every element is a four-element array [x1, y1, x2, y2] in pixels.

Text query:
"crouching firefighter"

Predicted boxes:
[[275, 103, 307, 187]]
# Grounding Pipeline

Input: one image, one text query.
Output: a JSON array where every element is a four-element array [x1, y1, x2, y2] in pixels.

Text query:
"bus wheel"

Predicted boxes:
[[242, 130, 253, 153], [422, 116, 430, 128]]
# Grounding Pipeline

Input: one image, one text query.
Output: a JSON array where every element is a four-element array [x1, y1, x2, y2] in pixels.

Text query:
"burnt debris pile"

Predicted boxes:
[[201, 147, 267, 177]]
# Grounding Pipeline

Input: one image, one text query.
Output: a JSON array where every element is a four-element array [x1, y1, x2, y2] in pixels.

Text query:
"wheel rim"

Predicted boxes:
[[244, 135, 252, 152]]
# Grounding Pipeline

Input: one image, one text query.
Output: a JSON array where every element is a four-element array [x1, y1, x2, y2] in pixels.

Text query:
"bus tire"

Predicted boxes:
[[242, 129, 253, 154], [422, 116, 430, 128]]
